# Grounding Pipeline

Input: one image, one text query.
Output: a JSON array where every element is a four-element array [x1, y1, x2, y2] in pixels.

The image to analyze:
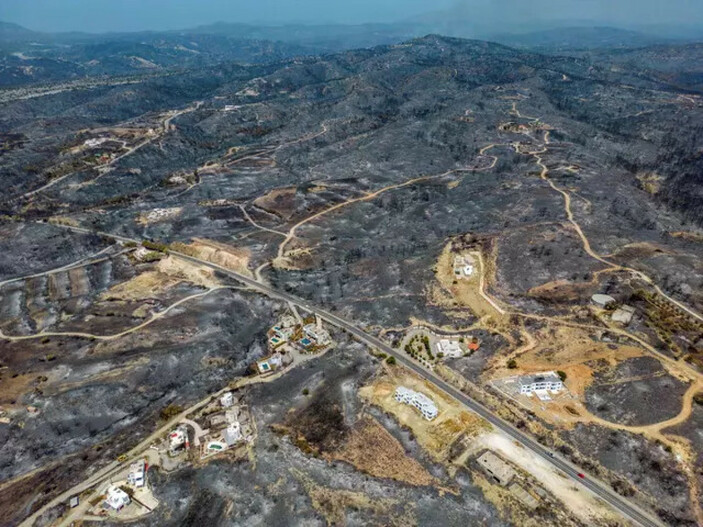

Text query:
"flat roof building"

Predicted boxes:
[[611, 305, 636, 325], [127, 460, 146, 488], [436, 339, 463, 358], [169, 428, 187, 451], [257, 353, 283, 374], [104, 485, 131, 511], [224, 422, 243, 446], [394, 386, 438, 420], [477, 451, 516, 487], [518, 372, 563, 395]]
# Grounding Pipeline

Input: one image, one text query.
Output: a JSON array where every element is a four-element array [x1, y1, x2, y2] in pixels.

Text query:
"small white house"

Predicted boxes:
[[220, 392, 234, 408], [394, 386, 438, 420], [436, 339, 463, 358], [518, 372, 564, 395], [104, 485, 131, 511]]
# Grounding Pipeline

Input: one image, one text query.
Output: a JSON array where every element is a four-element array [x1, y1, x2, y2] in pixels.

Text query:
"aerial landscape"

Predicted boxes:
[[0, 1, 702, 526]]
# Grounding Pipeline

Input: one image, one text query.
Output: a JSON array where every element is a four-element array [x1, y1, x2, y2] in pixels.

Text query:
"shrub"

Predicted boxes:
[[557, 370, 567, 382], [507, 359, 517, 369], [142, 240, 169, 253], [302, 388, 310, 396], [386, 356, 396, 365], [159, 404, 183, 420]]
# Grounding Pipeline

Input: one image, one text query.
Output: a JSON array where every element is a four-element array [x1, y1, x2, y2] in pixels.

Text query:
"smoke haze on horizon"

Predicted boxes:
[[2, 0, 702, 34]]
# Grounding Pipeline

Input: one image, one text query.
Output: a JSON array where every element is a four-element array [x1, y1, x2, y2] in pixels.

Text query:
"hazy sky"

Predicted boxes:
[[2, 0, 703, 33]]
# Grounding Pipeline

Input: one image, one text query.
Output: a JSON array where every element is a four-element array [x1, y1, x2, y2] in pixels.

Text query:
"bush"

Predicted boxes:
[[160, 404, 183, 421], [142, 240, 169, 253], [302, 388, 310, 396], [557, 370, 567, 382], [507, 359, 517, 369], [386, 356, 397, 365]]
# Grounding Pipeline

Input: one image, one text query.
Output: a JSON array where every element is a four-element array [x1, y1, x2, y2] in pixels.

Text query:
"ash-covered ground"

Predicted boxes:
[[2, 32, 703, 526], [97, 341, 507, 527]]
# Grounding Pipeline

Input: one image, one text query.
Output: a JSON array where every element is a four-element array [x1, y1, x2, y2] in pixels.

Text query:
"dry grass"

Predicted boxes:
[[359, 368, 489, 461], [291, 468, 415, 526], [332, 416, 439, 487], [172, 238, 252, 278]]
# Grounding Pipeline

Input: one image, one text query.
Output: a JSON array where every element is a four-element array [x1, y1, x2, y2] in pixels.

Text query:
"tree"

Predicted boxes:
[[159, 404, 183, 421], [302, 388, 310, 396], [557, 370, 567, 382], [386, 356, 396, 365], [507, 359, 517, 369]]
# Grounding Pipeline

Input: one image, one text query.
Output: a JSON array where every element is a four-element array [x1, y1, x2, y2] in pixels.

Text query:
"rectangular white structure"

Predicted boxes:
[[127, 460, 145, 488], [518, 372, 563, 395], [394, 386, 438, 420], [436, 339, 463, 358]]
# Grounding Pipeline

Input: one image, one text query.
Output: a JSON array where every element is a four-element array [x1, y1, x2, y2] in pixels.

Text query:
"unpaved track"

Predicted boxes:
[[0, 286, 246, 342], [30, 222, 663, 527]]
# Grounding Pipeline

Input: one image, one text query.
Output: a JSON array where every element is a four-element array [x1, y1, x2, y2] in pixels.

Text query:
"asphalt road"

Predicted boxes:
[[39, 224, 663, 527], [172, 252, 663, 527]]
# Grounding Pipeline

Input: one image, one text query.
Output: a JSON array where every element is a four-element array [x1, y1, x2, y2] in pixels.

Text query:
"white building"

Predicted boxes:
[[518, 372, 564, 395], [223, 422, 243, 446], [303, 323, 330, 345], [220, 392, 234, 408], [257, 353, 283, 374], [394, 386, 438, 420], [169, 428, 187, 451], [591, 293, 616, 308], [436, 339, 463, 358], [127, 460, 145, 488], [104, 485, 131, 511]]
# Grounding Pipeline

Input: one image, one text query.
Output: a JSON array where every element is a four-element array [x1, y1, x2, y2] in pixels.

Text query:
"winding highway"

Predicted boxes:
[[40, 222, 663, 527]]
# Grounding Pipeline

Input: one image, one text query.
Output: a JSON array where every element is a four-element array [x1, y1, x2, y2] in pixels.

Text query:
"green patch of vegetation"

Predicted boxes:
[[507, 359, 517, 369], [142, 240, 169, 253], [160, 403, 183, 420], [557, 370, 567, 382], [386, 356, 396, 365]]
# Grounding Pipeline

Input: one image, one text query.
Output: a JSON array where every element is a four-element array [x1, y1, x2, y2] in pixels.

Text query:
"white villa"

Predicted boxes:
[[436, 339, 463, 358], [518, 372, 564, 395], [394, 386, 438, 420], [104, 485, 131, 511]]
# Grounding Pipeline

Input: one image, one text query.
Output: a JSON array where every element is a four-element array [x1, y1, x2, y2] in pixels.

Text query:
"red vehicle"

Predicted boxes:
[[577, 473, 586, 479]]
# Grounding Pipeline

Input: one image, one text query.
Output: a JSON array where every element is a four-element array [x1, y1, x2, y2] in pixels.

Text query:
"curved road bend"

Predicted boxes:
[[40, 224, 663, 527]]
